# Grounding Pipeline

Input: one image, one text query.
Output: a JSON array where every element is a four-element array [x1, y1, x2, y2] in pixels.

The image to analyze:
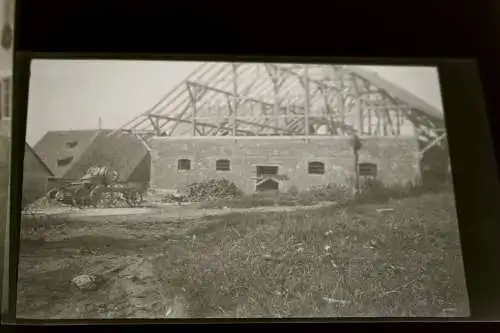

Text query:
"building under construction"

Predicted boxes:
[[111, 63, 449, 194]]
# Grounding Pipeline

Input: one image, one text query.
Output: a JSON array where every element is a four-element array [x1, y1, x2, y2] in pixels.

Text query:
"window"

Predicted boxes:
[[0, 77, 12, 120], [216, 159, 230, 171], [57, 156, 74, 167], [359, 163, 377, 177], [66, 140, 78, 148], [308, 161, 325, 174], [178, 159, 191, 171], [256, 165, 278, 177]]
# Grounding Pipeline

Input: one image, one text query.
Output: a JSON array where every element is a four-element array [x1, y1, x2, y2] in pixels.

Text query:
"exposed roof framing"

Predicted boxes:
[[111, 62, 446, 149]]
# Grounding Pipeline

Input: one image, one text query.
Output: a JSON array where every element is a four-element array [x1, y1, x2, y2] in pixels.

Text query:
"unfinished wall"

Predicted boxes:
[[150, 136, 421, 194], [359, 137, 421, 187]]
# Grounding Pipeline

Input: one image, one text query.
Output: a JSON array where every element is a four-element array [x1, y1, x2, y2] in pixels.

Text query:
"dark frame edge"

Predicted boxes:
[[4, 51, 31, 323], [438, 60, 500, 320], [3, 52, 500, 324]]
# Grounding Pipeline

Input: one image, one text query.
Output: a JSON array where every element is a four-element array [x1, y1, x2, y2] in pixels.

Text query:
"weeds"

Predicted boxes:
[[156, 192, 469, 318], [17, 191, 468, 318], [199, 179, 450, 210]]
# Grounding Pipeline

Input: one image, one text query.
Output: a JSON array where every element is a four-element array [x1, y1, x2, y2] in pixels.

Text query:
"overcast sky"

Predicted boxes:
[[26, 60, 444, 146]]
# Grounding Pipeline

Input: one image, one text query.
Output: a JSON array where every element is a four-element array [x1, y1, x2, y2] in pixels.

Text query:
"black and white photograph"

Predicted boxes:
[[16, 59, 470, 319]]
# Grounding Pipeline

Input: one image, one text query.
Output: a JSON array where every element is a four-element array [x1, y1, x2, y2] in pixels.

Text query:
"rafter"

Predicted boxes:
[[116, 62, 445, 148]]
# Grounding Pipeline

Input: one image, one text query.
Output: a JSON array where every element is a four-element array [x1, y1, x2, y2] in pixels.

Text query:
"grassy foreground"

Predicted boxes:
[[156, 192, 469, 318]]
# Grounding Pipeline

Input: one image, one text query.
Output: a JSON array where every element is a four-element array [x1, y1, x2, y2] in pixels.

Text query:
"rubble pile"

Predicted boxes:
[[144, 187, 175, 204], [23, 192, 133, 212], [94, 192, 131, 208], [23, 196, 75, 213], [162, 178, 243, 203]]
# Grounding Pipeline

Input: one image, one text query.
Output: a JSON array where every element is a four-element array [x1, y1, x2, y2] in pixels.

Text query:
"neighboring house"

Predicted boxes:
[[34, 130, 151, 190]]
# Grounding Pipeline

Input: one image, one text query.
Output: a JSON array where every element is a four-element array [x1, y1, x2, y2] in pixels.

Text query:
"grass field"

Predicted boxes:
[[16, 191, 469, 319]]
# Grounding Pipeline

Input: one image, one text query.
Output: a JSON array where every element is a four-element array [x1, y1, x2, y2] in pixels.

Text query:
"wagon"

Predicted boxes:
[[46, 166, 147, 208]]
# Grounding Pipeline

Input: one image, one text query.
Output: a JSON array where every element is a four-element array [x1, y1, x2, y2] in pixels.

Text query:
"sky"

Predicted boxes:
[[26, 60, 444, 146]]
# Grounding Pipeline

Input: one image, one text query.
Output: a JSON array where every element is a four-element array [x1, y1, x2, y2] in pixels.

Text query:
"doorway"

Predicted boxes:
[[256, 165, 279, 192]]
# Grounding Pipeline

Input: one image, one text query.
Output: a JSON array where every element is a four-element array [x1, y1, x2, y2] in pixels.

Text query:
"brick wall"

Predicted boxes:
[[150, 136, 421, 194], [360, 137, 422, 187]]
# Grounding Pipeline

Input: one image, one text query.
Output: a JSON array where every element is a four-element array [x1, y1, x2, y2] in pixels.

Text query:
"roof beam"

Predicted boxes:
[[149, 114, 257, 135]]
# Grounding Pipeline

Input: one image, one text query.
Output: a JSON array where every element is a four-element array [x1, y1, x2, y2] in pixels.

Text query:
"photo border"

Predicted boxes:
[[5, 52, 500, 324]]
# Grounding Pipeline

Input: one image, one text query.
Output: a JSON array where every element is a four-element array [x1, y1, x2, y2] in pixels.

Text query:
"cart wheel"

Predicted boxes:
[[72, 188, 90, 209], [46, 188, 59, 200], [126, 191, 143, 207], [89, 185, 105, 208]]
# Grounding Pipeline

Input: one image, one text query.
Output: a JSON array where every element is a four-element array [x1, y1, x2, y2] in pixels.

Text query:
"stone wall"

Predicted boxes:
[[150, 136, 421, 194], [360, 137, 421, 187]]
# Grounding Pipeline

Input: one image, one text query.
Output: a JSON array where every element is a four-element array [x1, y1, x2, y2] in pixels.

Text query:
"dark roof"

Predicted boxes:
[[24, 144, 54, 176], [34, 130, 101, 178], [0, 135, 53, 175], [34, 130, 149, 181], [348, 67, 444, 121]]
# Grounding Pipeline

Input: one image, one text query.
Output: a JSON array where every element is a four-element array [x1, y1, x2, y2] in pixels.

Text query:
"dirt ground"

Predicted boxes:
[[16, 202, 336, 319], [16, 195, 469, 319]]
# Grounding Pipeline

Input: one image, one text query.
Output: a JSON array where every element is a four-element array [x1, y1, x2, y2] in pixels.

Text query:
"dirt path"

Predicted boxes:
[[25, 201, 337, 220], [18, 201, 340, 319]]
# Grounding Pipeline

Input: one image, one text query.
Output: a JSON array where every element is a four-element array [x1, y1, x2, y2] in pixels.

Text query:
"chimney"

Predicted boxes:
[[98, 117, 102, 131]]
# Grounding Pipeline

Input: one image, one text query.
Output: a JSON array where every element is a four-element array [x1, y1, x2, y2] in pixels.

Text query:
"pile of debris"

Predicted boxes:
[[23, 196, 76, 214], [145, 187, 175, 204], [184, 178, 242, 202], [161, 178, 242, 204], [94, 192, 131, 208]]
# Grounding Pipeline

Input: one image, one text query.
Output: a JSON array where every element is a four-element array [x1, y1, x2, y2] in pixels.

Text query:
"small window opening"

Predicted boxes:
[[66, 140, 78, 148], [216, 159, 230, 171], [256, 165, 278, 177], [57, 156, 74, 167], [178, 159, 191, 171], [308, 161, 325, 174], [359, 163, 377, 177]]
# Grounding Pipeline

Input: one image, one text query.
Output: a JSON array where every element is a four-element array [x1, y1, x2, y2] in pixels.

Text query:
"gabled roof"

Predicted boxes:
[[24, 143, 54, 176], [64, 130, 149, 181], [34, 129, 149, 181], [348, 66, 444, 121], [34, 130, 101, 178], [0, 135, 54, 176]]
